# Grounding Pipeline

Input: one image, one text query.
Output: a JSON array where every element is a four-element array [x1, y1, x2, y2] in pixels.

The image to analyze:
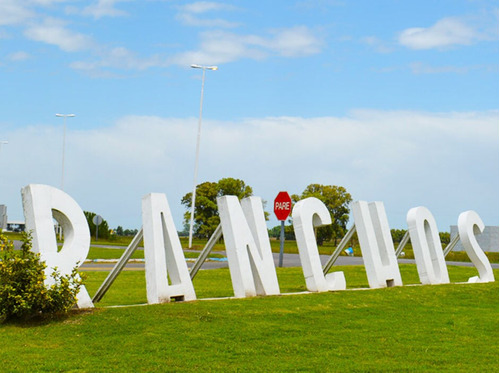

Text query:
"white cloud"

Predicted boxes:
[[1, 110, 497, 231], [169, 26, 322, 66], [398, 17, 482, 50], [24, 18, 94, 52], [176, 1, 239, 28], [409, 61, 474, 74], [81, 0, 129, 19], [0, 0, 34, 26], [361, 36, 393, 53], [30, 0, 69, 5], [7, 51, 31, 61], [71, 47, 162, 73], [182, 2, 232, 14], [260, 26, 323, 57], [177, 13, 239, 28]]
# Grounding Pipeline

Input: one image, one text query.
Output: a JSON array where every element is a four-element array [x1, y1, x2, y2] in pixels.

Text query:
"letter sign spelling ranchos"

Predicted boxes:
[[18, 184, 496, 307]]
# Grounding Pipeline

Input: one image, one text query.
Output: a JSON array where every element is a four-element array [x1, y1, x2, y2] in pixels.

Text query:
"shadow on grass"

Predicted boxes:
[[1, 308, 99, 327]]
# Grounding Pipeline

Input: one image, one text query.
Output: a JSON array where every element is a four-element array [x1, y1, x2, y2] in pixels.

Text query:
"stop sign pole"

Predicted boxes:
[[274, 191, 292, 267], [92, 215, 103, 241]]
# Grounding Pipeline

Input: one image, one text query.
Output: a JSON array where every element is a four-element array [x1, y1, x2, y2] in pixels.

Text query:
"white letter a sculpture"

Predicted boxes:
[[142, 193, 196, 303]]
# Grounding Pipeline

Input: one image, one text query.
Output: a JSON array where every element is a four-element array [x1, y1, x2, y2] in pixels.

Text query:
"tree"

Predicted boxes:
[[84, 211, 110, 240], [181, 177, 253, 238], [439, 232, 451, 245], [292, 184, 352, 245], [391, 229, 407, 243]]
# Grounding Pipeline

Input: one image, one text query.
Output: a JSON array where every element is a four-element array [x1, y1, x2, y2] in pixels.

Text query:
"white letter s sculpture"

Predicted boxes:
[[458, 210, 495, 283]]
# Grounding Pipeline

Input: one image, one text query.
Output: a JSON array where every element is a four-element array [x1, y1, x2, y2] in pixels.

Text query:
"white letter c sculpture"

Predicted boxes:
[[292, 197, 346, 292]]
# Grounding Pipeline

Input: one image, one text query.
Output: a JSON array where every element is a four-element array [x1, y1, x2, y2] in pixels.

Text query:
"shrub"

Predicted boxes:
[[0, 232, 82, 321]]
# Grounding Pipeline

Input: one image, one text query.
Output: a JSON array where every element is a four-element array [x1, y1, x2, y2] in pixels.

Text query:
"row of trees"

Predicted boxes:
[[83, 212, 137, 239], [182, 178, 352, 245], [84, 178, 452, 246], [181, 178, 253, 238]]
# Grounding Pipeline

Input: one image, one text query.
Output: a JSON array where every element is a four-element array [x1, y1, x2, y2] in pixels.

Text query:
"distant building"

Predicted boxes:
[[0, 205, 6, 230], [6, 221, 26, 232], [450, 225, 499, 253]]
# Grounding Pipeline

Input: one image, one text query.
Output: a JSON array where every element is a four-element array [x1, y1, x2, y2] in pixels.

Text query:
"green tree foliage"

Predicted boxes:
[[84, 211, 110, 239], [0, 233, 81, 321], [292, 184, 352, 245], [114, 226, 138, 237], [181, 177, 253, 238], [269, 224, 296, 240], [391, 229, 407, 243], [439, 231, 451, 245]]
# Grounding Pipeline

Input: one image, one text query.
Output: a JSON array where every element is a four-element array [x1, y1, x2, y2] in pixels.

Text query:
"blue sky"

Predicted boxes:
[[0, 0, 498, 233]]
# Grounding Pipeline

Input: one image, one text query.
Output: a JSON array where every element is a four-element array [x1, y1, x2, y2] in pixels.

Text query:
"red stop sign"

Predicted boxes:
[[274, 191, 292, 221]]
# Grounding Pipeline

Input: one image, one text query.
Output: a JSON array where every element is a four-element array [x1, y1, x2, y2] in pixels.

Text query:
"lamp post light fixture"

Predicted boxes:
[[188, 64, 218, 249], [56, 114, 75, 191]]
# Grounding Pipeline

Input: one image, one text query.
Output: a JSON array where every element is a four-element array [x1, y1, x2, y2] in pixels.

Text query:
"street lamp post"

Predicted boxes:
[[188, 64, 218, 249], [55, 114, 75, 190]]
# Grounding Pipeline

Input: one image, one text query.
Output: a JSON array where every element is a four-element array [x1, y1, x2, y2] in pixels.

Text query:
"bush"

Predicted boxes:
[[0, 232, 82, 321]]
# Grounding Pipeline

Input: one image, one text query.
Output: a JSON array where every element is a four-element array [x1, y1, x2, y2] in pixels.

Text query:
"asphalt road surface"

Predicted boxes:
[[79, 251, 499, 272], [12, 240, 498, 272]]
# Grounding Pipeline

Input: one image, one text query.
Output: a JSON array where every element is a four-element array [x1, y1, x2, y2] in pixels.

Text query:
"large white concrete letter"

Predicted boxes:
[[407, 206, 449, 285], [218, 196, 280, 298], [21, 184, 93, 308], [142, 193, 196, 303], [351, 201, 402, 288], [292, 197, 346, 292], [458, 211, 495, 283]]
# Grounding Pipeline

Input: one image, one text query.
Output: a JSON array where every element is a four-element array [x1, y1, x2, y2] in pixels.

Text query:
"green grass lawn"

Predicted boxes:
[[1, 266, 497, 371], [86, 247, 225, 260]]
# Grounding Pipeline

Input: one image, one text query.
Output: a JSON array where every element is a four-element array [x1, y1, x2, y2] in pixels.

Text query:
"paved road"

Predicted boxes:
[[80, 251, 499, 271], [12, 240, 498, 271]]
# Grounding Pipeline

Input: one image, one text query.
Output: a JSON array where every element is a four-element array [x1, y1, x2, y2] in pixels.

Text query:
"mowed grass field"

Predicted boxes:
[[0, 265, 498, 372]]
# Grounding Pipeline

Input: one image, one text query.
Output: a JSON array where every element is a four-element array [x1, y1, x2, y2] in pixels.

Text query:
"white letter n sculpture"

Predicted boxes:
[[218, 195, 280, 298]]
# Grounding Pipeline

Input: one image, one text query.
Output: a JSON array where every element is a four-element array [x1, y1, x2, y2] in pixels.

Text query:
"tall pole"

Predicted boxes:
[[56, 114, 75, 190], [188, 64, 217, 249], [55, 114, 74, 241], [62, 115, 67, 190]]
